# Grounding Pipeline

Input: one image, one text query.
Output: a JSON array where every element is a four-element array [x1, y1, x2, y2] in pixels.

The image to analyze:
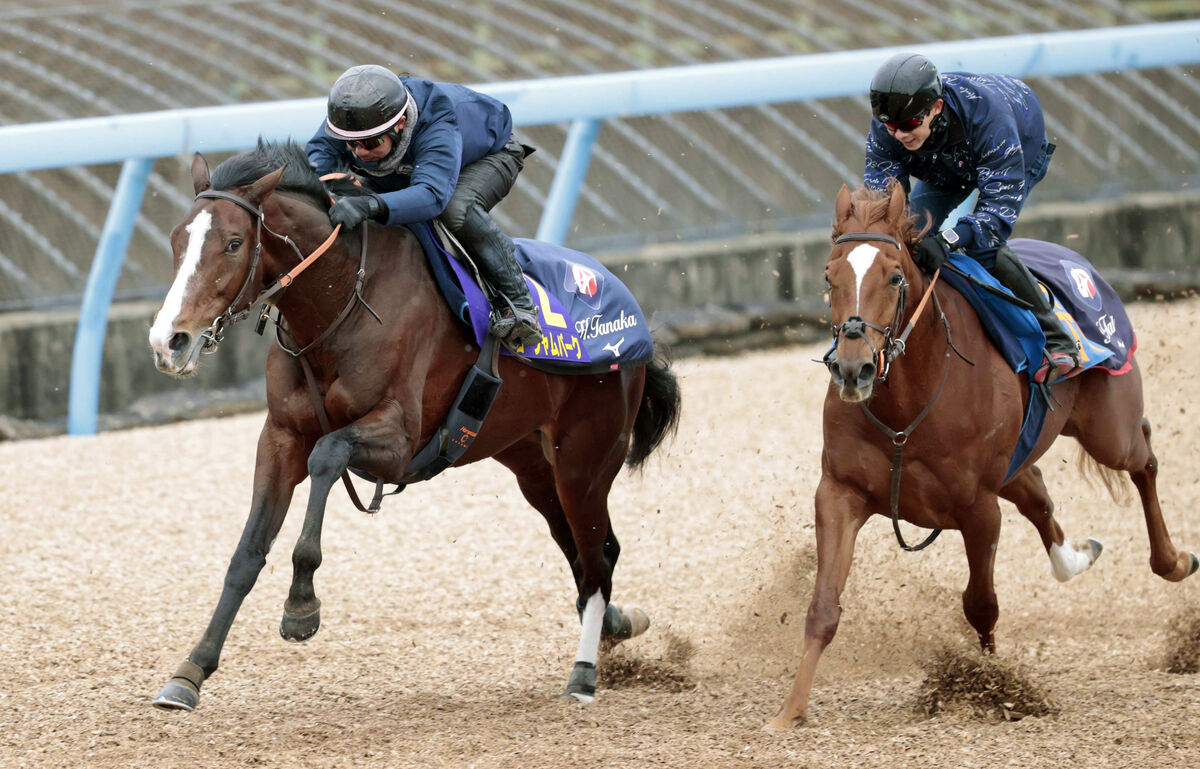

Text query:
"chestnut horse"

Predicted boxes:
[[147, 141, 680, 711], [767, 183, 1197, 729]]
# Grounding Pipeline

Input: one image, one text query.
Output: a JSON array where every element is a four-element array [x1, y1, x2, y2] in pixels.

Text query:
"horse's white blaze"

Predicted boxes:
[[1048, 541, 1094, 582], [149, 210, 212, 353], [575, 590, 605, 665], [846, 244, 880, 315]]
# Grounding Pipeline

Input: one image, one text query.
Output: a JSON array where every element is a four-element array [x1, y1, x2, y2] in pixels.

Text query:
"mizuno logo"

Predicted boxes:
[[603, 337, 625, 357]]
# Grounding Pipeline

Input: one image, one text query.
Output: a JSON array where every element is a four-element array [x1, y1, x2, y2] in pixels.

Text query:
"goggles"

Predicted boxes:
[[883, 111, 928, 133], [346, 134, 389, 151]]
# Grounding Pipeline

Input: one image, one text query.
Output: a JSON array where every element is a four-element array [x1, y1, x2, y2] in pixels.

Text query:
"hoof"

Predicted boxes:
[[280, 607, 321, 642], [1086, 537, 1104, 559], [601, 604, 651, 642], [1190, 552, 1199, 577], [152, 679, 199, 711], [763, 714, 805, 731], [560, 661, 597, 705]]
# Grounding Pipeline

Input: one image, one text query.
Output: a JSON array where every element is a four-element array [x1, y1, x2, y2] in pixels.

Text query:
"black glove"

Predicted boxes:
[[913, 233, 950, 274], [329, 194, 387, 229]]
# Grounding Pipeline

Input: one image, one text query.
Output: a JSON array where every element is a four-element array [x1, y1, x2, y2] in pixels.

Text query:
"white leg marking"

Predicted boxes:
[[575, 590, 605, 666], [1048, 541, 1095, 582], [149, 210, 211, 353]]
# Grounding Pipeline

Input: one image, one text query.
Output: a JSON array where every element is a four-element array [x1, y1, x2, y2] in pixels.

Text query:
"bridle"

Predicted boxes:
[[823, 231, 932, 383], [190, 186, 387, 514], [192, 189, 350, 355], [823, 229, 970, 552]]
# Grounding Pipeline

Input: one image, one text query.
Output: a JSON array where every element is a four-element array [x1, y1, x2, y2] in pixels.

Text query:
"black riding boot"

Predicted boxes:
[[461, 206, 544, 348], [991, 244, 1079, 382]]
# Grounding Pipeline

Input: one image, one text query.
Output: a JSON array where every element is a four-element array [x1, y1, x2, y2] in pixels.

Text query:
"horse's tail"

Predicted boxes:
[[627, 350, 682, 469], [1075, 446, 1133, 507]]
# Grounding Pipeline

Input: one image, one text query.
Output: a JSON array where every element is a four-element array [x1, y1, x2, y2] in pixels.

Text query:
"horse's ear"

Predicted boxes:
[[834, 184, 852, 224], [191, 153, 211, 195], [886, 182, 906, 226], [244, 165, 286, 208]]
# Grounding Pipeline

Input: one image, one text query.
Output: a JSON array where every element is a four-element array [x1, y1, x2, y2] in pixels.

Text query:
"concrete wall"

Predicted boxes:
[[605, 188, 1200, 318], [1, 188, 1196, 434]]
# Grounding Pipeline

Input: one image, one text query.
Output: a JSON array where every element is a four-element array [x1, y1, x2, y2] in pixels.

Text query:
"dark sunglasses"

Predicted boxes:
[[346, 135, 388, 151], [884, 111, 928, 132]]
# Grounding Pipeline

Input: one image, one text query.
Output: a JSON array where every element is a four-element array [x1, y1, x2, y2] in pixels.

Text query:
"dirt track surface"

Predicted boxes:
[[3, 299, 1200, 769]]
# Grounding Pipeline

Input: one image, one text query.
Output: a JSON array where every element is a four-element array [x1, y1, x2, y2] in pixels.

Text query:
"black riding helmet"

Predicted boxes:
[[869, 53, 943, 124], [325, 64, 411, 141]]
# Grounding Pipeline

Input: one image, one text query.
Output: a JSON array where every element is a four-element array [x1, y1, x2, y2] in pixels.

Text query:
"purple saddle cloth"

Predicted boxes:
[[411, 222, 654, 374]]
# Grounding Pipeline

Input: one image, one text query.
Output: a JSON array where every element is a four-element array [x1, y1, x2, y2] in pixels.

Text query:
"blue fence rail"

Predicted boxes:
[[0, 20, 1197, 434]]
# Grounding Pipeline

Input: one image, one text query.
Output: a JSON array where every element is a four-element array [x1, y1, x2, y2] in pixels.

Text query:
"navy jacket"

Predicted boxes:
[[307, 77, 513, 226], [864, 73, 1049, 253]]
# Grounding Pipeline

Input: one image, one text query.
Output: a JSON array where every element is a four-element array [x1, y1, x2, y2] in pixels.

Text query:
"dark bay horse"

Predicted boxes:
[[147, 140, 680, 711], [767, 182, 1196, 730]]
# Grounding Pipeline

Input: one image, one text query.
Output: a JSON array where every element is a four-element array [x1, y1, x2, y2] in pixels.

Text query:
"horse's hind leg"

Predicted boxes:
[[543, 389, 647, 703], [497, 438, 648, 701], [1002, 465, 1102, 582], [1126, 419, 1199, 580], [1069, 369, 1198, 581]]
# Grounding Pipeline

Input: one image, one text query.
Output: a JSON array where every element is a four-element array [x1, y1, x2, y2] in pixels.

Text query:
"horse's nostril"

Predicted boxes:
[[168, 332, 191, 354], [828, 361, 845, 387], [858, 362, 877, 385]]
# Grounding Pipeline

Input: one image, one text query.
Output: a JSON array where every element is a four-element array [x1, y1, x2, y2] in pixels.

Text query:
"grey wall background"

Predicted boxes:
[[0, 0, 1197, 432]]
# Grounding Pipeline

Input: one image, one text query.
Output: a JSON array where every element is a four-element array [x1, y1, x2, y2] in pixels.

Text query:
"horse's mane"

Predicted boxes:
[[831, 180, 930, 249], [210, 139, 332, 211]]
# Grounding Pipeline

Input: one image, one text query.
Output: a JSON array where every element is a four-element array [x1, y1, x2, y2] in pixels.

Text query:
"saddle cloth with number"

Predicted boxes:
[[939, 238, 1137, 482], [409, 221, 655, 374]]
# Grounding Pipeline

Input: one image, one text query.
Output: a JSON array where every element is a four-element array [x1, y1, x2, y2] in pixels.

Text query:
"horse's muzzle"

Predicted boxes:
[[829, 356, 877, 402], [149, 327, 205, 377]]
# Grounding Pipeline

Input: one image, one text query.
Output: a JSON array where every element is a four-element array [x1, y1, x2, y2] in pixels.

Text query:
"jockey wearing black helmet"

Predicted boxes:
[[864, 53, 1078, 384], [307, 65, 543, 349]]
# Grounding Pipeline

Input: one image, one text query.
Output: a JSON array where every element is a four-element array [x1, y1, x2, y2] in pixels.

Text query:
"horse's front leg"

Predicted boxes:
[[153, 420, 308, 710], [281, 405, 412, 642], [766, 477, 868, 730], [959, 501, 1002, 652]]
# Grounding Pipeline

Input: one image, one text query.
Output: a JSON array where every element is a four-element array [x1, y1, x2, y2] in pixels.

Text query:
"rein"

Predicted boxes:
[[193, 189, 346, 353], [194, 188, 385, 513], [193, 186, 504, 515], [826, 230, 969, 552]]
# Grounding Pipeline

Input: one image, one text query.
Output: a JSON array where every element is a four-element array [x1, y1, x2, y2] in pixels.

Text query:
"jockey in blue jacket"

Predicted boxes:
[[307, 65, 543, 348], [864, 53, 1078, 383]]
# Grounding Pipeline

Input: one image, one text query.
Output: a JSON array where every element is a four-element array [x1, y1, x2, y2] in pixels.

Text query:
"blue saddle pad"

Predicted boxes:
[[939, 239, 1136, 482], [409, 222, 654, 374]]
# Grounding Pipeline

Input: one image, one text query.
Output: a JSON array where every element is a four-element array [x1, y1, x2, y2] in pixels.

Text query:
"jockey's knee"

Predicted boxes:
[[439, 198, 479, 234]]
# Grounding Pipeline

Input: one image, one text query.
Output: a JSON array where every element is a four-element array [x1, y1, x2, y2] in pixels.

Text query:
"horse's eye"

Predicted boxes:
[[226, 239, 243, 254], [889, 272, 904, 287]]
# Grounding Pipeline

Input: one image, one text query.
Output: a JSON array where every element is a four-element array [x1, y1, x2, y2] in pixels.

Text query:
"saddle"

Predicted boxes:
[[408, 220, 655, 374], [939, 239, 1136, 482]]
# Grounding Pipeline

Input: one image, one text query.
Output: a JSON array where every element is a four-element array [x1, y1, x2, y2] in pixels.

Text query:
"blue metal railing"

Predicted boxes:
[[0, 21, 1197, 434]]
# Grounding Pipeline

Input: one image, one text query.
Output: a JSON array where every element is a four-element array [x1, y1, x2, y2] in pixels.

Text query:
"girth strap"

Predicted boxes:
[[296, 333, 504, 514], [399, 333, 503, 484]]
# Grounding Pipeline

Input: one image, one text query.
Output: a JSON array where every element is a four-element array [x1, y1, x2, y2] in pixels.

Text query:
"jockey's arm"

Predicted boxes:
[[949, 118, 1028, 252], [305, 125, 348, 176], [375, 126, 464, 226], [863, 126, 911, 193]]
